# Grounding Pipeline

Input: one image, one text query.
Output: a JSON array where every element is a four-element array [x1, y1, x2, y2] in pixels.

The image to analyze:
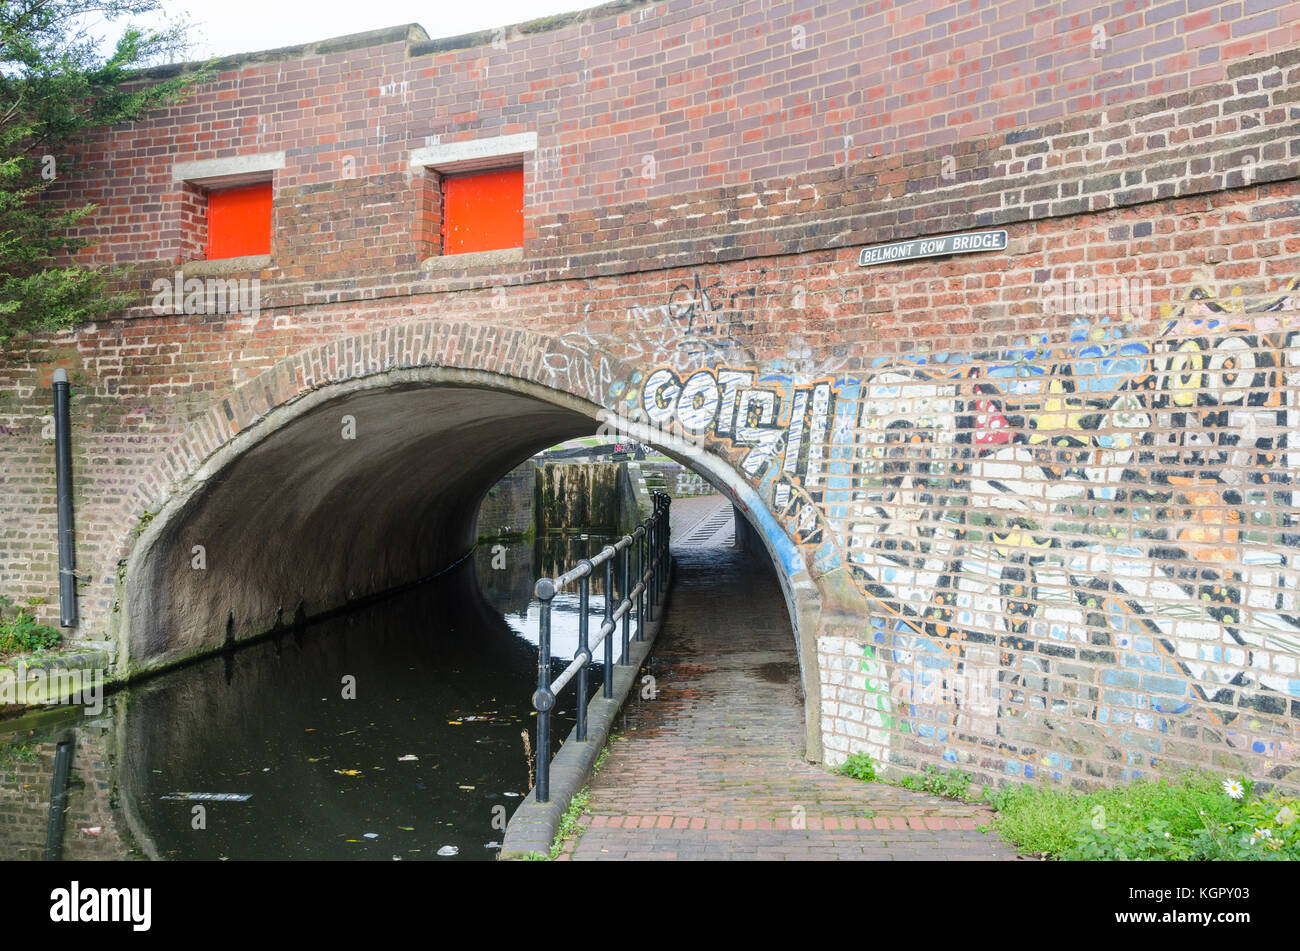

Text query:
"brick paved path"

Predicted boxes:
[[563, 538, 1020, 861]]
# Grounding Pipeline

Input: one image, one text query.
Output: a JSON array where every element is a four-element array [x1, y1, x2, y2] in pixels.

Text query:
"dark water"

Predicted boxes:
[[0, 535, 621, 861]]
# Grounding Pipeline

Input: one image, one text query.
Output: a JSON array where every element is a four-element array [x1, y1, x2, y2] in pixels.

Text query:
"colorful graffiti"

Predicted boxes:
[[623, 277, 1300, 782]]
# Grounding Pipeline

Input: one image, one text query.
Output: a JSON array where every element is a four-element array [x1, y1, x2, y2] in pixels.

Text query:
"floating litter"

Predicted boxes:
[[437, 845, 459, 857], [161, 792, 252, 802]]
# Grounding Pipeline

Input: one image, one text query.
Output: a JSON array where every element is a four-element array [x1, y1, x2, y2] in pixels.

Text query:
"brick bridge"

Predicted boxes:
[[3, 0, 1299, 794]]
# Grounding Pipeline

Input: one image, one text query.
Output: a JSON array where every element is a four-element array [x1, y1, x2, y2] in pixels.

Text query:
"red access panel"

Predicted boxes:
[[206, 182, 272, 259], [441, 167, 523, 254]]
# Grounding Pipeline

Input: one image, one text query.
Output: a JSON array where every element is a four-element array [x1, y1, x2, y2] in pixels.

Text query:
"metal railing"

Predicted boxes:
[[531, 490, 672, 803]]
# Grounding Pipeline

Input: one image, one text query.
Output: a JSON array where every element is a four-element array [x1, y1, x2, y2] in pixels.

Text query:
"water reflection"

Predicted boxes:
[[0, 534, 617, 861]]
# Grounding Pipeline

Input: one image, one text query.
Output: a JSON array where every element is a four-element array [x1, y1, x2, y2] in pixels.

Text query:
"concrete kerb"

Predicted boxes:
[[499, 565, 673, 860], [0, 648, 111, 714]]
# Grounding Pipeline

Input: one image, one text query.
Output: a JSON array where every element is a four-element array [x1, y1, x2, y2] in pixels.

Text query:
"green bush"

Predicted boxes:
[[0, 596, 61, 656]]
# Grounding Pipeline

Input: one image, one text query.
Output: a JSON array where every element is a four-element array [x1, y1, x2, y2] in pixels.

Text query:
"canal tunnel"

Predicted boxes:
[[122, 366, 820, 760]]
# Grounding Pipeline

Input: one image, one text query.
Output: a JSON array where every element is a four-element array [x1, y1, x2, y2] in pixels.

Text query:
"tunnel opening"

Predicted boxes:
[[121, 367, 821, 763]]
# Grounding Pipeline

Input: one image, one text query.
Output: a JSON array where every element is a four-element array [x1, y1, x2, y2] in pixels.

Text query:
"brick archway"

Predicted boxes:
[[116, 319, 825, 759]]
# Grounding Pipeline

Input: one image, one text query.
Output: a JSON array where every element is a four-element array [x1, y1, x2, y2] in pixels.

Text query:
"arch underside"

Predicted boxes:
[[128, 381, 593, 669]]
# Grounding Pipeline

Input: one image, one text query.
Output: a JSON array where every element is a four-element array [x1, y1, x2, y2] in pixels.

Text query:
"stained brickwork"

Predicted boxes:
[[0, 725, 131, 860], [2, 1, 1299, 790]]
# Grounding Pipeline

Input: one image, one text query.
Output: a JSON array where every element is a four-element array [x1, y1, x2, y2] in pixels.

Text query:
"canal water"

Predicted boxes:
[[0, 535, 621, 861]]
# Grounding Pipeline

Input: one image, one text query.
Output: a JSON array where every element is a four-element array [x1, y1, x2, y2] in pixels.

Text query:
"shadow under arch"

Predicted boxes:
[[122, 356, 825, 761]]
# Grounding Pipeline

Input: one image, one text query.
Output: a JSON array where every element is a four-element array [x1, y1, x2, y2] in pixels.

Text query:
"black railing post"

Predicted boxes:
[[621, 538, 631, 661], [650, 498, 660, 602], [645, 517, 655, 624], [576, 563, 591, 742], [533, 578, 556, 803], [635, 528, 645, 641], [661, 494, 670, 589], [603, 549, 614, 698], [659, 494, 666, 598]]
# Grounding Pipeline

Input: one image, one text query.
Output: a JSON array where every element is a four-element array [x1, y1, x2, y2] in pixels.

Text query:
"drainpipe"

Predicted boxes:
[[52, 369, 78, 627], [44, 738, 75, 861]]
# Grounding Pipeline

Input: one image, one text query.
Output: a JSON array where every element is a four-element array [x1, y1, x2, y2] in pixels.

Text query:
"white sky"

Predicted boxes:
[[92, 0, 604, 62]]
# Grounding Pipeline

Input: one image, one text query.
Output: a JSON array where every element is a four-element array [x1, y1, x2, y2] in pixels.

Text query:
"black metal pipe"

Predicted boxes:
[[52, 370, 77, 627], [44, 739, 75, 861]]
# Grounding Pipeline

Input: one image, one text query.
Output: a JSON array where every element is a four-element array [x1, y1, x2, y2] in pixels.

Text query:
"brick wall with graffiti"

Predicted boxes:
[[4, 6, 1299, 790], [612, 270, 1300, 789]]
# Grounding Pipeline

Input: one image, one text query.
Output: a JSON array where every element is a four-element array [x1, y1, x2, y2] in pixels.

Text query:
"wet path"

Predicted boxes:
[[565, 527, 1019, 861]]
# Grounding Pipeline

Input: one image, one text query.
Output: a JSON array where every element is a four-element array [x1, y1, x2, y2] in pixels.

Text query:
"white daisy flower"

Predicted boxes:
[[1223, 778, 1245, 800]]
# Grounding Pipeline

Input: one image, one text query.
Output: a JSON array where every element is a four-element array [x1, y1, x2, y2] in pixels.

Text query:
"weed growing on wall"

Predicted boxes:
[[897, 766, 977, 801], [0, 596, 61, 656], [837, 752, 878, 782], [549, 787, 590, 860]]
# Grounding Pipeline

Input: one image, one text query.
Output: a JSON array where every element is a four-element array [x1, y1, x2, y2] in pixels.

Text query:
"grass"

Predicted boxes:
[[549, 787, 590, 860], [533, 732, 618, 860], [985, 771, 1300, 859], [837, 752, 977, 801], [836, 750, 1300, 860], [0, 740, 40, 784]]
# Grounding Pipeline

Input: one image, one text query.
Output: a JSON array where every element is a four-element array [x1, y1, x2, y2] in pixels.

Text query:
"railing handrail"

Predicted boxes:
[[530, 489, 672, 803], [548, 528, 641, 589]]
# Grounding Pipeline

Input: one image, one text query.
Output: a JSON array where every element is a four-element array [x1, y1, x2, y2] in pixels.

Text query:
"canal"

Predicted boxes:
[[0, 535, 620, 861]]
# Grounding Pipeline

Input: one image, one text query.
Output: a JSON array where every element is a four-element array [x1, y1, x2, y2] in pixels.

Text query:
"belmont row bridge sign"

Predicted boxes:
[[858, 229, 1008, 267]]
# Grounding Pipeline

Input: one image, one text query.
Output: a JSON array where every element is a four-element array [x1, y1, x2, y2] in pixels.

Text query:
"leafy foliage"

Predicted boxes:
[[837, 751, 878, 782], [992, 772, 1300, 860], [549, 786, 590, 859], [0, 594, 61, 655], [896, 765, 976, 800], [0, 0, 206, 343]]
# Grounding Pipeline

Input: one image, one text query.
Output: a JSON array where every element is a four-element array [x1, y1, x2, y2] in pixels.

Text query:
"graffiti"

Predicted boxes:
[[542, 329, 616, 405], [673, 470, 712, 496], [624, 271, 758, 370], [628, 276, 1300, 781]]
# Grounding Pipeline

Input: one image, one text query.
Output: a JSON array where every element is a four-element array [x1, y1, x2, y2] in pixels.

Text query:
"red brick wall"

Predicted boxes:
[[44, 2, 1299, 292]]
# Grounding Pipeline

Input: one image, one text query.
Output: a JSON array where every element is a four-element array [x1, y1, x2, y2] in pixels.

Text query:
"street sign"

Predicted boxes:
[[858, 229, 1008, 267]]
